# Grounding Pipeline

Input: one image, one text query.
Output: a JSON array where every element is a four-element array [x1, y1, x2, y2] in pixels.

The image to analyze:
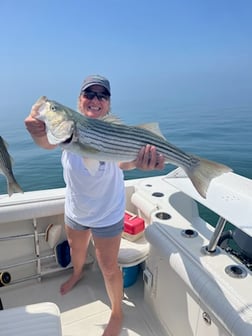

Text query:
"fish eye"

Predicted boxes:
[[51, 104, 57, 111]]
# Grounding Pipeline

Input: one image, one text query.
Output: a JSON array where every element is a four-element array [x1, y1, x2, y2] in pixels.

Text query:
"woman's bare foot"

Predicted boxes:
[[60, 272, 83, 295], [102, 312, 123, 336]]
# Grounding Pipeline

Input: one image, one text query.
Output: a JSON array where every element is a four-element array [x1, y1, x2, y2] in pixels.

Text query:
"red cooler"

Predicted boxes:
[[122, 212, 145, 241]]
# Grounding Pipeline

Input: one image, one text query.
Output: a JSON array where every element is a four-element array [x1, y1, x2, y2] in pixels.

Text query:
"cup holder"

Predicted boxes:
[[225, 265, 247, 279], [152, 192, 164, 197], [155, 212, 171, 220], [181, 229, 198, 238]]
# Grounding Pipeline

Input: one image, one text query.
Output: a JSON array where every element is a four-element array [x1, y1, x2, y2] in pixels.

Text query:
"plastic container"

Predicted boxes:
[[122, 264, 140, 288], [122, 212, 145, 241], [55, 240, 71, 267]]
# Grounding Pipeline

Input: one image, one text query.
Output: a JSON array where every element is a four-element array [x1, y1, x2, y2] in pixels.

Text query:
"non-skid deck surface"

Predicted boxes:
[[1, 265, 166, 336]]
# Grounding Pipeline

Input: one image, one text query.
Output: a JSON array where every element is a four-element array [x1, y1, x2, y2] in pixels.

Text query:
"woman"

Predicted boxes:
[[24, 74, 164, 336]]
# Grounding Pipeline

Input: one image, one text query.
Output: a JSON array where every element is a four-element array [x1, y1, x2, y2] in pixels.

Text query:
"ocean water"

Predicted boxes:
[[0, 104, 251, 225]]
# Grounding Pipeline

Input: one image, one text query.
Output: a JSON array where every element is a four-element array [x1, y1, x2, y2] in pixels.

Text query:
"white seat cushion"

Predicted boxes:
[[118, 235, 149, 266], [0, 302, 62, 336]]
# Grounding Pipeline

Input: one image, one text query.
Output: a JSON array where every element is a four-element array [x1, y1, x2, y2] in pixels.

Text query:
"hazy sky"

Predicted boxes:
[[1, 0, 252, 117]]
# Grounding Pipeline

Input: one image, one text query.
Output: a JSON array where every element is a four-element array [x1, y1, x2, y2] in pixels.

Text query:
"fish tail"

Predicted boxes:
[[8, 181, 24, 197], [186, 158, 232, 198]]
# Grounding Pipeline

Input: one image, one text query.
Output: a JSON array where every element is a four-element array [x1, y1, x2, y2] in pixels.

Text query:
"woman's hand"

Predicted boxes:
[[119, 144, 165, 171], [24, 102, 46, 137], [24, 102, 56, 149], [135, 145, 165, 170]]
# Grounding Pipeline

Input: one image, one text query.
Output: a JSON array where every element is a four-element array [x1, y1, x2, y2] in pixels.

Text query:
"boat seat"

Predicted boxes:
[[91, 235, 149, 267], [0, 302, 62, 336], [118, 235, 150, 267]]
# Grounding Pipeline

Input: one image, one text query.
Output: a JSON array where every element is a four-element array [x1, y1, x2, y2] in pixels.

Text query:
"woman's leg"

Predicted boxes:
[[60, 225, 91, 295], [93, 232, 123, 336]]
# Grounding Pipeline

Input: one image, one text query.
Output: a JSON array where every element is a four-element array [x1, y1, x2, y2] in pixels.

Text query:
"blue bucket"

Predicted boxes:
[[122, 264, 140, 288]]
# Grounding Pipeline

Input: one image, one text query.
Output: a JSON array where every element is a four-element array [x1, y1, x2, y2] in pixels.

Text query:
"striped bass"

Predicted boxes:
[[0, 136, 23, 196], [35, 96, 232, 198]]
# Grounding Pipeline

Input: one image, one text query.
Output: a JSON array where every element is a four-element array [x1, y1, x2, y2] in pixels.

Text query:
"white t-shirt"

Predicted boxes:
[[61, 151, 125, 227]]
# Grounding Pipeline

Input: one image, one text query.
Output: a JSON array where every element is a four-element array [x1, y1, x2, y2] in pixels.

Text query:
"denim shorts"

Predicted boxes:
[[65, 215, 124, 238]]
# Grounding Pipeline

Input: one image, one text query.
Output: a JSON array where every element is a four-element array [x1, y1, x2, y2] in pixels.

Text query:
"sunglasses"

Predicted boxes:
[[82, 91, 110, 101]]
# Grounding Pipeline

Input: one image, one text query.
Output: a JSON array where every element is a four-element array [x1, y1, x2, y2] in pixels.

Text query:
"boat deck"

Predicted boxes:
[[0, 263, 166, 336]]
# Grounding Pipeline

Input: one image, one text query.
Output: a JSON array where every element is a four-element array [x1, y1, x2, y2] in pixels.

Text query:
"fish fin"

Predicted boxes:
[[186, 158, 232, 198], [101, 114, 124, 124], [82, 158, 100, 176], [8, 153, 15, 166], [1, 137, 9, 148], [137, 122, 166, 140], [8, 181, 24, 197], [0, 137, 13, 161]]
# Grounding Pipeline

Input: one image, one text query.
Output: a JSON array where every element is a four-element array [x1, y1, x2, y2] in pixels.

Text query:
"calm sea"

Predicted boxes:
[[0, 104, 251, 224]]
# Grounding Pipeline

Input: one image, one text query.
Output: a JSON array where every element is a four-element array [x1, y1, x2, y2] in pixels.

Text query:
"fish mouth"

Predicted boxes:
[[38, 102, 46, 114], [32, 96, 48, 119]]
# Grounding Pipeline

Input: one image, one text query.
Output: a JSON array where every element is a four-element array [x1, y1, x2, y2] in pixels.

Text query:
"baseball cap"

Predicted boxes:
[[80, 75, 111, 95]]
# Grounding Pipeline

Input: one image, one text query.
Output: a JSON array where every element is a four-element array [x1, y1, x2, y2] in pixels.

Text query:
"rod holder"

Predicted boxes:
[[206, 217, 227, 254]]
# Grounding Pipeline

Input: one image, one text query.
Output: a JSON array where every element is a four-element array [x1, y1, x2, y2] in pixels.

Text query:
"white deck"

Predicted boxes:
[[0, 263, 166, 336], [1, 172, 252, 335]]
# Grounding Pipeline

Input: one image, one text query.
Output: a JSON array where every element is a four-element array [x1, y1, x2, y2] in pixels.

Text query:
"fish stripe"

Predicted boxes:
[[77, 121, 194, 167]]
